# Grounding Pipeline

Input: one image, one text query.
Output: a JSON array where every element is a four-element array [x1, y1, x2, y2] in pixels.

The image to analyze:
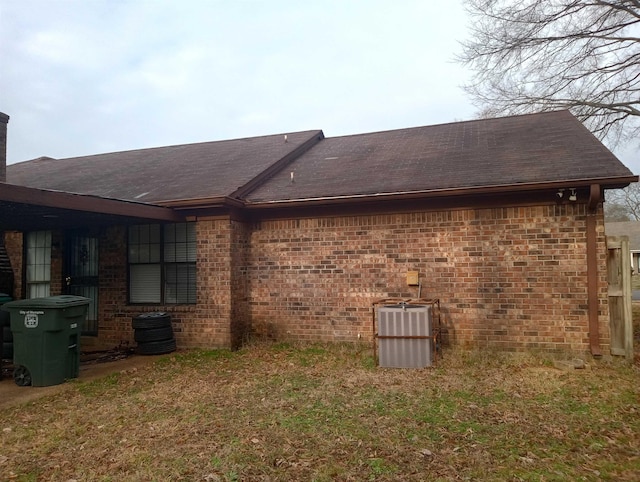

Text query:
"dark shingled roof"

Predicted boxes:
[[246, 110, 634, 203], [6, 111, 634, 207], [7, 130, 323, 203]]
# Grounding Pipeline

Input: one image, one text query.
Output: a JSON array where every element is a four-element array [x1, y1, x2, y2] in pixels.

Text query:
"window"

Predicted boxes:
[[128, 223, 196, 304], [26, 231, 52, 298]]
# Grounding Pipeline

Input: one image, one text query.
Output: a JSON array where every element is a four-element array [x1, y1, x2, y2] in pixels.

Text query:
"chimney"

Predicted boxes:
[[0, 112, 13, 297], [0, 112, 9, 182]]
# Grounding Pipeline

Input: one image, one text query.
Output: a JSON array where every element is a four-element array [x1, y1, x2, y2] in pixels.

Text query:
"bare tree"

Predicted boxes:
[[606, 183, 640, 219], [459, 0, 640, 146], [604, 201, 632, 220]]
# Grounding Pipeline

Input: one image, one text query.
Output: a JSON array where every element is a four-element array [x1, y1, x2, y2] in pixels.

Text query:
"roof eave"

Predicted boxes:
[[157, 196, 245, 210], [244, 175, 639, 210], [0, 182, 184, 222]]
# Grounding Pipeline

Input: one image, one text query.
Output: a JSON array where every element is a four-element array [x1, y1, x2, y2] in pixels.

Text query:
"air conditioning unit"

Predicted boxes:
[[377, 303, 433, 368]]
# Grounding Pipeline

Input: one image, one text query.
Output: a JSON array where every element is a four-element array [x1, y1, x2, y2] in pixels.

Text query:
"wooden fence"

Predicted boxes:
[[606, 236, 633, 361]]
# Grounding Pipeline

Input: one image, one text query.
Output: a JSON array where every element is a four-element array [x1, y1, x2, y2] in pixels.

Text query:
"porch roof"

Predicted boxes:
[[0, 182, 184, 231]]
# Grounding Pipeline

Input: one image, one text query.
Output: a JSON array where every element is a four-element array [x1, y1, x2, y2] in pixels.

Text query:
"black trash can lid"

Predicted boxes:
[[134, 311, 169, 319]]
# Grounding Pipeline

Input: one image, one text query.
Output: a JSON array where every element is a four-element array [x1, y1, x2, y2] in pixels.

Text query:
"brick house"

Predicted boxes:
[[0, 110, 636, 356]]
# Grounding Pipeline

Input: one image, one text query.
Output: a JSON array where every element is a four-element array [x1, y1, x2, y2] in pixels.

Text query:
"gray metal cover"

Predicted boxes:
[[378, 305, 432, 368]]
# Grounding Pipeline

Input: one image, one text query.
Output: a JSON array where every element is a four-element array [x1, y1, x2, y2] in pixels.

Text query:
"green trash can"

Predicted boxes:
[[1, 295, 89, 387]]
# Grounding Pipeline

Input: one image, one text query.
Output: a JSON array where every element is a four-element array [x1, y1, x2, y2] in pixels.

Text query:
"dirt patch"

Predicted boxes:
[[0, 352, 163, 410]]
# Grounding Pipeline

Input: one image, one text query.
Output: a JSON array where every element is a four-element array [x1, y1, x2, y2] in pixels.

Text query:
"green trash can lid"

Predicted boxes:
[[2, 295, 90, 309], [0, 293, 12, 303]]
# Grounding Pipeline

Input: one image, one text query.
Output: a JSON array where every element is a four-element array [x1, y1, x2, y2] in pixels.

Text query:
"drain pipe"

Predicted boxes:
[[586, 184, 602, 357]]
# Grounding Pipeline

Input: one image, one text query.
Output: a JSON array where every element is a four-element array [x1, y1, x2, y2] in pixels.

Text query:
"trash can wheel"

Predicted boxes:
[[14, 365, 32, 386]]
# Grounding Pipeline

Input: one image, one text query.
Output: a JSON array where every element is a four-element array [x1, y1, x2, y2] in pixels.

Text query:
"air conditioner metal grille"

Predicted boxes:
[[377, 304, 432, 368]]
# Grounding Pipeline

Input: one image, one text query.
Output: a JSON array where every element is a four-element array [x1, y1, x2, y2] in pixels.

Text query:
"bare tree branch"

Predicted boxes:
[[607, 183, 640, 219], [459, 0, 640, 148]]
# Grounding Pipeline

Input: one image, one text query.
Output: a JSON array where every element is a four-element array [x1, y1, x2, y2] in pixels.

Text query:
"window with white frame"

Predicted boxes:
[[26, 231, 52, 298], [128, 223, 196, 304]]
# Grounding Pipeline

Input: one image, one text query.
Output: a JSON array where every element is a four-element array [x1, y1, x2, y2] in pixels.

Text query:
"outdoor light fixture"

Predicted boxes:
[[556, 188, 577, 201]]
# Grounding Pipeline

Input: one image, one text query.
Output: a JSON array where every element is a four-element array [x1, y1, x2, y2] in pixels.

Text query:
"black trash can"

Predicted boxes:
[[1, 295, 89, 386]]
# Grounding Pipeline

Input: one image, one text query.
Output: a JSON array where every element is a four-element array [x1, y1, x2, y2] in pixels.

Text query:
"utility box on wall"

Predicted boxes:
[[406, 271, 419, 286], [377, 303, 433, 368]]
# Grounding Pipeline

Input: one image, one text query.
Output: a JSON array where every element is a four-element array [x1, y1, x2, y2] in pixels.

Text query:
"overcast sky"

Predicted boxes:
[[1, 0, 637, 174]]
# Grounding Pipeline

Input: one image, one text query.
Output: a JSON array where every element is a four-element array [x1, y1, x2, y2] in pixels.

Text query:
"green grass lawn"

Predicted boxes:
[[0, 343, 638, 481]]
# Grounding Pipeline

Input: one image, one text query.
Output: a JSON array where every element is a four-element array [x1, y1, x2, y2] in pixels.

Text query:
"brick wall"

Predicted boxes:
[[189, 218, 234, 348], [3, 201, 611, 356], [4, 231, 22, 299], [230, 219, 251, 348], [98, 225, 198, 349], [97, 219, 246, 349], [248, 203, 610, 354], [6, 222, 241, 350]]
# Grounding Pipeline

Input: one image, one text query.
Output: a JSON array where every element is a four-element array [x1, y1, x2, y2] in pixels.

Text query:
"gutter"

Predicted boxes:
[[158, 196, 244, 210], [244, 175, 638, 209], [153, 174, 638, 211]]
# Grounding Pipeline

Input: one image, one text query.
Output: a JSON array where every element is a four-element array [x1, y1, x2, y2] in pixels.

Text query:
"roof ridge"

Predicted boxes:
[[323, 110, 572, 141], [230, 131, 325, 201], [12, 129, 325, 165]]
